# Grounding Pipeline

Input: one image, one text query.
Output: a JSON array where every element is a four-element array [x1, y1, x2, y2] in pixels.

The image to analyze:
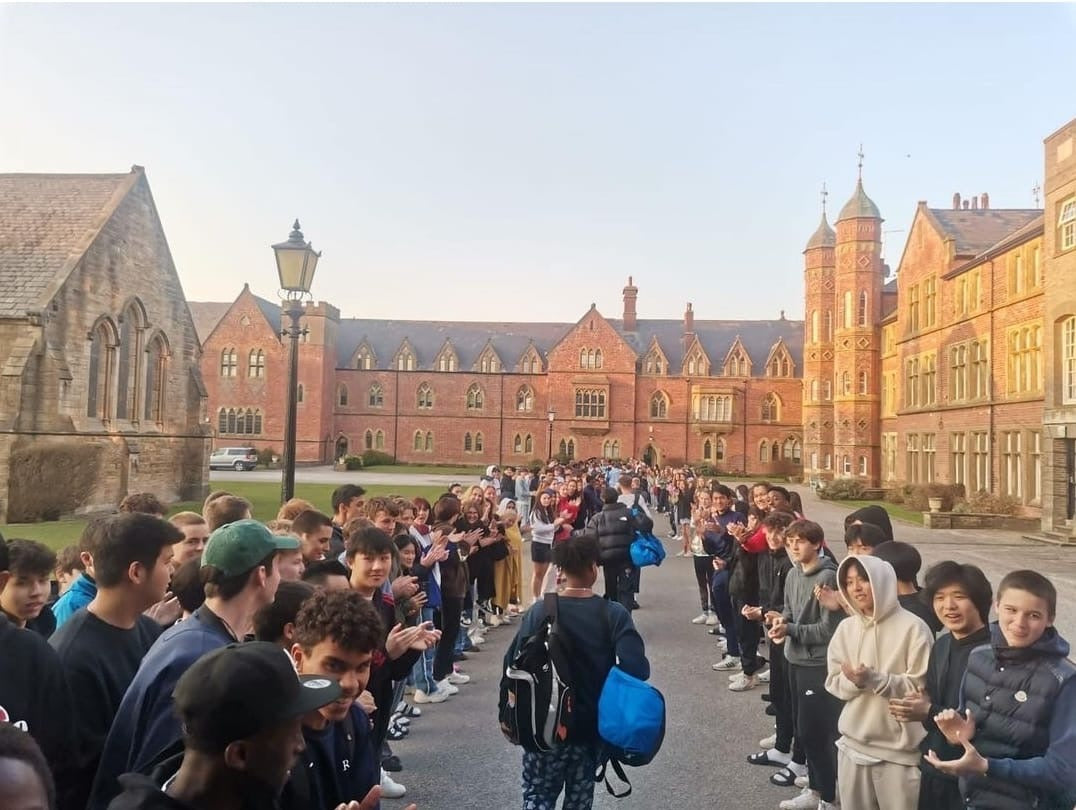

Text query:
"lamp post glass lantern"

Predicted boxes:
[[547, 409, 555, 461], [272, 220, 321, 504]]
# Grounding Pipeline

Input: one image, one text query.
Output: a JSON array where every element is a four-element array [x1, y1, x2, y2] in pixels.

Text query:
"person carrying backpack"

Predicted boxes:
[[585, 487, 637, 612], [503, 534, 650, 810]]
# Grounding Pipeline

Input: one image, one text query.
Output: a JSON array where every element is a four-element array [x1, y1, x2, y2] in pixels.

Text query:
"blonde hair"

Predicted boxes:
[[265, 518, 297, 536], [170, 511, 207, 529]]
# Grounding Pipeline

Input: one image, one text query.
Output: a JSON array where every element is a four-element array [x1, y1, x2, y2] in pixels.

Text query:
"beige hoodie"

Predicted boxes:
[[825, 554, 934, 765]]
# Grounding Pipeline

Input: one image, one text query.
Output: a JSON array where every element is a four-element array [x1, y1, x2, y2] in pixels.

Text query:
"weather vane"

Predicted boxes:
[[857, 144, 865, 181], [1033, 181, 1042, 207], [821, 182, 828, 216]]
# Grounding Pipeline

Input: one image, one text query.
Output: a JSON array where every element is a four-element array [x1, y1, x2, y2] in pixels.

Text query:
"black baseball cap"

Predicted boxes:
[[173, 641, 341, 750]]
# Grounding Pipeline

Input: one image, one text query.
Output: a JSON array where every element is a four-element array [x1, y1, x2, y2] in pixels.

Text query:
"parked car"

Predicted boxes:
[[210, 447, 258, 471]]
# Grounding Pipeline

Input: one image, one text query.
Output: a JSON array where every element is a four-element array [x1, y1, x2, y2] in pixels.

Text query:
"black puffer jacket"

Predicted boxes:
[[587, 502, 636, 567]]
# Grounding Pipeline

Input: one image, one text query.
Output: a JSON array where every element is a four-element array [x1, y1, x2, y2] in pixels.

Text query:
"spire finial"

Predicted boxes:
[[857, 144, 865, 182], [821, 182, 829, 216], [1033, 181, 1042, 207]]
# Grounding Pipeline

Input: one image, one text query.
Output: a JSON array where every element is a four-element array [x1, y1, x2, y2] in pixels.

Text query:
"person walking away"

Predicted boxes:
[[504, 534, 649, 810]]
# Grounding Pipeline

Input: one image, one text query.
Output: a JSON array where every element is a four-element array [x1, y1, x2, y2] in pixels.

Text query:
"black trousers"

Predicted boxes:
[[770, 640, 802, 762], [692, 556, 713, 611], [467, 550, 495, 603], [602, 563, 635, 611], [433, 595, 463, 681], [732, 597, 764, 674], [917, 769, 962, 810], [789, 663, 841, 803]]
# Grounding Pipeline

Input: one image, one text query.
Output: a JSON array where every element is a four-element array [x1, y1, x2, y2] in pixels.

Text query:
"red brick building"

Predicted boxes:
[[190, 279, 805, 473]]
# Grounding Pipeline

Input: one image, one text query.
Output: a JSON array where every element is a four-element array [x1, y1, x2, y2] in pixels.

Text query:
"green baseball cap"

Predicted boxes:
[[201, 519, 299, 576]]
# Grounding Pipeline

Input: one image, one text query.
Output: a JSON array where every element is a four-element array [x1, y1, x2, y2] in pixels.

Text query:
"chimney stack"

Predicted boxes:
[[972, 196, 979, 210], [953, 193, 962, 210], [981, 192, 990, 210], [622, 276, 638, 332], [963, 199, 970, 210], [684, 302, 694, 333]]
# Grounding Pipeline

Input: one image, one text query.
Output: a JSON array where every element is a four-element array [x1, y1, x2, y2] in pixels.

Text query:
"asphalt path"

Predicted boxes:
[[369, 486, 1076, 810]]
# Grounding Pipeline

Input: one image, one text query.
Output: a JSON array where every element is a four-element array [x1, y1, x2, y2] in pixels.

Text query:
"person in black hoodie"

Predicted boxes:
[[871, 541, 944, 635], [106, 641, 346, 810], [0, 539, 57, 638], [0, 538, 76, 801], [887, 561, 992, 810], [844, 504, 895, 544], [586, 486, 637, 611]]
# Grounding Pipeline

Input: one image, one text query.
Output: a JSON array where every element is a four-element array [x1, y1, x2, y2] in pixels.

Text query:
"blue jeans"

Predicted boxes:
[[410, 606, 438, 693], [710, 569, 740, 657]]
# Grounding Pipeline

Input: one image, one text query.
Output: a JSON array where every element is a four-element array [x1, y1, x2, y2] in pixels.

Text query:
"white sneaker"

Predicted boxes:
[[436, 678, 459, 695], [711, 655, 741, 671], [779, 787, 820, 810], [729, 673, 759, 691], [758, 668, 771, 683], [795, 775, 809, 788], [759, 733, 777, 748], [380, 769, 407, 799], [413, 688, 448, 704], [691, 612, 709, 624], [817, 801, 840, 810], [715, 638, 728, 653], [446, 671, 470, 685], [705, 611, 719, 626]]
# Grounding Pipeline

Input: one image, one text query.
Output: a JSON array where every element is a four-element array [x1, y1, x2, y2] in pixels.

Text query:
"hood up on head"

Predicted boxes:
[[838, 553, 899, 624], [847, 504, 894, 543]]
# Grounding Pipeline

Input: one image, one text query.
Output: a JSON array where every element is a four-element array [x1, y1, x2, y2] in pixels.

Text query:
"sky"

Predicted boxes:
[[2, 3, 1074, 324]]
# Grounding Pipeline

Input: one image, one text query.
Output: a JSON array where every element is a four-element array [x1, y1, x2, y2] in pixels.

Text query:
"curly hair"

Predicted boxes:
[[119, 492, 166, 517], [293, 588, 384, 654], [0, 724, 54, 808]]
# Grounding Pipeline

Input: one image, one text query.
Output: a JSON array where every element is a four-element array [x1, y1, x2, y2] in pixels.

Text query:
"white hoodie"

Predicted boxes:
[[825, 554, 934, 766]]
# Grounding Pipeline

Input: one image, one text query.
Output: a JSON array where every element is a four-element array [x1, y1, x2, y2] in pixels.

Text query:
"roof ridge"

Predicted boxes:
[[0, 171, 135, 180]]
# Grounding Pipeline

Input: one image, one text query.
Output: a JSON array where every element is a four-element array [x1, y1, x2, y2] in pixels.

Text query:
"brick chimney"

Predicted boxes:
[[953, 193, 962, 210], [622, 276, 638, 332], [963, 199, 970, 210], [972, 196, 979, 210], [684, 302, 694, 333], [981, 192, 990, 210]]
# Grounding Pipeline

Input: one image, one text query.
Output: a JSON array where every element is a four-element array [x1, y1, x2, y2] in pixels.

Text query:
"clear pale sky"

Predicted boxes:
[[2, 3, 1074, 323]]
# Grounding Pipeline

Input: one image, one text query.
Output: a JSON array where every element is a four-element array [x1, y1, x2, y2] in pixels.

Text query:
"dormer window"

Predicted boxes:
[[436, 344, 458, 372], [683, 347, 709, 377], [477, 346, 501, 374], [725, 349, 749, 377], [395, 343, 416, 371], [354, 345, 375, 370]]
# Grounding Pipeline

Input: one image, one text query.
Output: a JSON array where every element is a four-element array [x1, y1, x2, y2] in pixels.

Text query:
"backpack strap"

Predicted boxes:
[[543, 591, 559, 626], [595, 753, 633, 798]]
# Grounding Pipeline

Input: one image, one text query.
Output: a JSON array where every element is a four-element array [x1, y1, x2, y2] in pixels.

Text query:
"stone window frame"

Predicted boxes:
[[760, 393, 780, 422], [416, 382, 434, 409], [466, 383, 485, 411], [1059, 195, 1076, 252], [649, 391, 669, 419], [368, 383, 384, 408]]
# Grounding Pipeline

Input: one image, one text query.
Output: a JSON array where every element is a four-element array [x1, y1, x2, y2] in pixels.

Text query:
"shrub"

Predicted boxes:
[[953, 490, 1021, 516], [360, 450, 394, 468], [340, 454, 363, 471], [256, 448, 275, 468], [8, 441, 102, 522], [818, 478, 865, 500], [697, 462, 719, 477], [901, 483, 965, 512], [528, 459, 546, 473], [885, 488, 905, 505]]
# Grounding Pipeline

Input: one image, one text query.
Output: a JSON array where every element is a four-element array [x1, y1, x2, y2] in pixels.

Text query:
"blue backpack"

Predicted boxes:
[[628, 495, 665, 568], [595, 602, 666, 798]]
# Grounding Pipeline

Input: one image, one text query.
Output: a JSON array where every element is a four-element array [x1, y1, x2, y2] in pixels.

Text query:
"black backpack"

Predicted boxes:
[[498, 593, 577, 752]]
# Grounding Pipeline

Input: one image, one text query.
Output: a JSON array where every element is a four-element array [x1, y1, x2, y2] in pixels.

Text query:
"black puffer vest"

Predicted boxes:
[[960, 626, 1076, 809]]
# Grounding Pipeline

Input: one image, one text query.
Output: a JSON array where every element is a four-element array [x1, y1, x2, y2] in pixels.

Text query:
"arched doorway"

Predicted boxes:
[[335, 436, 349, 461], [643, 443, 660, 467]]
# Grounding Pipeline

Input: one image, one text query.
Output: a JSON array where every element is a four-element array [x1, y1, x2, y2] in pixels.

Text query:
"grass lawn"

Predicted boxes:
[[2, 480, 448, 551], [832, 498, 924, 526], [368, 463, 485, 477]]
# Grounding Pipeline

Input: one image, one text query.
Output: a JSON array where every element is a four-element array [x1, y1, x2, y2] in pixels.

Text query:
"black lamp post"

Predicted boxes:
[[547, 409, 556, 461], [272, 220, 321, 504]]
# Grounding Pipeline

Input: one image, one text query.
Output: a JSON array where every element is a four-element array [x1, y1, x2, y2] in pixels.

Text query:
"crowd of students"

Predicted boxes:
[[1, 460, 1075, 810], [660, 472, 1076, 810]]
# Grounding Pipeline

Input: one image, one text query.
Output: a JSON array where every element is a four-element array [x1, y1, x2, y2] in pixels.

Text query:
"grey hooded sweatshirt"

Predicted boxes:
[[781, 553, 844, 666]]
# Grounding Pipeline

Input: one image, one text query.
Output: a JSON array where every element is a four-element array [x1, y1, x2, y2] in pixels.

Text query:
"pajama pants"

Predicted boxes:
[[522, 743, 599, 810]]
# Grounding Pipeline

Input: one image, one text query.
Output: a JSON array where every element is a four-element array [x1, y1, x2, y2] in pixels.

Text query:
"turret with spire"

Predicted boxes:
[[802, 182, 837, 480]]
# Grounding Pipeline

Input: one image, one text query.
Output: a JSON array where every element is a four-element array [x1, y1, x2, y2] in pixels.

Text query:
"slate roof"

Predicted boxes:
[[187, 301, 231, 344], [253, 295, 281, 335], [331, 315, 805, 376], [928, 208, 1042, 256], [615, 318, 804, 375], [0, 171, 136, 318], [334, 319, 573, 370], [805, 214, 836, 250], [838, 180, 881, 221]]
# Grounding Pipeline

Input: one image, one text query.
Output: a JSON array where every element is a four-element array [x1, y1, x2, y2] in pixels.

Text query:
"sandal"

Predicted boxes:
[[748, 750, 790, 767], [386, 721, 409, 741], [769, 766, 798, 787]]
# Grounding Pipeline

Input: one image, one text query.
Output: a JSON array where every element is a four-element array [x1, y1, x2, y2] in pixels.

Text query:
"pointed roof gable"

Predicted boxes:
[[680, 334, 711, 372], [0, 168, 140, 318], [722, 335, 752, 371], [764, 337, 795, 374], [187, 301, 232, 345]]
